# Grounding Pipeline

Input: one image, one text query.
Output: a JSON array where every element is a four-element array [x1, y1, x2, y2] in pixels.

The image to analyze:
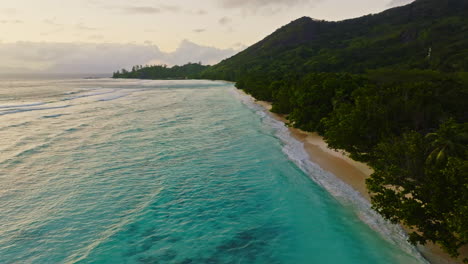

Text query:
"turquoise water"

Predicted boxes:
[[0, 79, 426, 264]]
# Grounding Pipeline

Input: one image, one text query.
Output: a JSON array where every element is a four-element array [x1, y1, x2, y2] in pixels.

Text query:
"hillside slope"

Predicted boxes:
[[201, 0, 468, 86]]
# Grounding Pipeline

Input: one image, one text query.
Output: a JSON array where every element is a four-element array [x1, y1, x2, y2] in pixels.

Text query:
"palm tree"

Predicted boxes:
[[425, 119, 468, 166]]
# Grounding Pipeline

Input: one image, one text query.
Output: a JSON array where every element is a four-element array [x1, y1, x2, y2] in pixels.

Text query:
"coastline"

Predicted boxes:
[[239, 90, 461, 264]]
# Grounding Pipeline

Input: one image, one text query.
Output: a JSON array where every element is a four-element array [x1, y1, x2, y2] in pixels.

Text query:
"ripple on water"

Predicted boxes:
[[0, 80, 426, 264]]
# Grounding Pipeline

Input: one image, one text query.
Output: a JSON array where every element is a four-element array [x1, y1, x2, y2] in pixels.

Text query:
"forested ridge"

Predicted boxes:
[[200, 0, 468, 84], [114, 0, 468, 260]]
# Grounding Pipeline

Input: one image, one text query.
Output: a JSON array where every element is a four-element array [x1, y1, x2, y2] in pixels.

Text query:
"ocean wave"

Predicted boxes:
[[97, 93, 129, 101], [64, 187, 164, 264], [95, 88, 148, 102], [63, 89, 117, 101], [0, 105, 71, 116], [0, 121, 32, 131], [42, 114, 65, 119], [0, 102, 46, 109]]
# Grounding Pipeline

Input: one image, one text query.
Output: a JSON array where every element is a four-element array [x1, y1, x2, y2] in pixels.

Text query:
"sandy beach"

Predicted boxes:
[[243, 91, 463, 264]]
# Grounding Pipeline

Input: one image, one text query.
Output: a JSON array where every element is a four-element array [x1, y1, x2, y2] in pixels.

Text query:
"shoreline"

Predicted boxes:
[[240, 90, 461, 264]]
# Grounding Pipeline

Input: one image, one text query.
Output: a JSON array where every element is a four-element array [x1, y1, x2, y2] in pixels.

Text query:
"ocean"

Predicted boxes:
[[0, 79, 426, 263]]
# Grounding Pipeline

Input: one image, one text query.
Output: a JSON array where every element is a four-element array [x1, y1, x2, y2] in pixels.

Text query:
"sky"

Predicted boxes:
[[0, 0, 414, 75]]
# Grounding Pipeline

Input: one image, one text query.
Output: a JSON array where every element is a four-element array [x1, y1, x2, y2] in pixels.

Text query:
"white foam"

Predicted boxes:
[[96, 89, 147, 102], [0, 102, 46, 109], [231, 87, 428, 263], [0, 105, 71, 116], [97, 93, 129, 101], [64, 89, 117, 101]]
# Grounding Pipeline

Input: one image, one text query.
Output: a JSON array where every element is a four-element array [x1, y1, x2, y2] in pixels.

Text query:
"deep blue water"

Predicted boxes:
[[0, 79, 426, 263]]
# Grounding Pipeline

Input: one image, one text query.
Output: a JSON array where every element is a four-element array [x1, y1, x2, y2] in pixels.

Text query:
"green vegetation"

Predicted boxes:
[[200, 0, 468, 83], [199, 0, 468, 260], [113, 62, 209, 80]]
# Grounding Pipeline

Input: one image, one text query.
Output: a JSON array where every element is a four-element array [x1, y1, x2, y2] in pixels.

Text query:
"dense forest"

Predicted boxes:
[[113, 0, 468, 260], [113, 62, 209, 80], [259, 70, 467, 261]]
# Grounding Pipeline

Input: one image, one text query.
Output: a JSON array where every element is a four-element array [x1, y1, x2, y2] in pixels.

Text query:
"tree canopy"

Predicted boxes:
[[113, 62, 209, 80]]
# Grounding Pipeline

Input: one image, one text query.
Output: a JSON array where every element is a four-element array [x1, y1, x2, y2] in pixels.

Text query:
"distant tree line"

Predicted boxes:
[[113, 62, 209, 80]]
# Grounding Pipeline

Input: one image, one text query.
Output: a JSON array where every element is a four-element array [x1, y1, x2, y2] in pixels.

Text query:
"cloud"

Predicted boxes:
[[120, 4, 181, 15], [0, 8, 17, 15], [0, 19, 22, 24], [0, 42, 162, 74], [232, 42, 247, 50], [122, 6, 161, 14], [0, 40, 239, 74], [43, 19, 62, 26], [218, 17, 232, 25], [217, 0, 322, 15], [219, 0, 314, 9], [187, 9, 208, 16], [163, 40, 237, 66], [75, 23, 99, 31], [387, 0, 415, 7], [160, 5, 181, 12], [88, 34, 105, 40], [193, 29, 206, 33], [40, 28, 64, 36]]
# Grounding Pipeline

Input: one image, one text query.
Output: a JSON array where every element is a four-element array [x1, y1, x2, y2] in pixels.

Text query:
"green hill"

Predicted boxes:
[[201, 0, 468, 98]]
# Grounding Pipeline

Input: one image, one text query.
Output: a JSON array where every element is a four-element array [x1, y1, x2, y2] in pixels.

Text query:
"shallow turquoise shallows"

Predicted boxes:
[[0, 79, 425, 264]]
